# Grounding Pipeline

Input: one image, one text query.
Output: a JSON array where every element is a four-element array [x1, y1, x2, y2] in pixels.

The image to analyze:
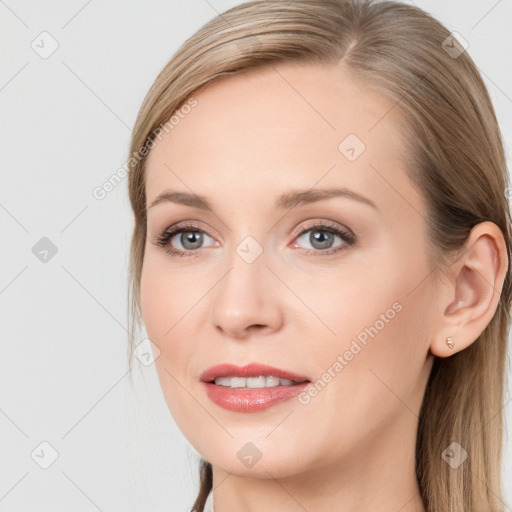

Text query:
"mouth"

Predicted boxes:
[[200, 363, 311, 388], [210, 376, 306, 388], [200, 363, 312, 412]]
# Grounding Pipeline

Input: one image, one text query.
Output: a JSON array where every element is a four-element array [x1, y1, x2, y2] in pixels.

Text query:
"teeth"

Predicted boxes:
[[247, 376, 266, 388], [265, 376, 280, 387], [213, 376, 299, 388]]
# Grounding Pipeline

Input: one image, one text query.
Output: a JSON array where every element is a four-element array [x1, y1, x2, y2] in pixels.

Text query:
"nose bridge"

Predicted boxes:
[[209, 236, 282, 338]]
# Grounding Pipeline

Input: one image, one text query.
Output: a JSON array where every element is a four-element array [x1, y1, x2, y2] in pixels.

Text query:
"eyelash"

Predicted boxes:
[[152, 221, 357, 258]]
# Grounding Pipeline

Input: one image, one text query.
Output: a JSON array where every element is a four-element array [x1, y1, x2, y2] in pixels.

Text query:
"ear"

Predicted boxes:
[[430, 221, 509, 357]]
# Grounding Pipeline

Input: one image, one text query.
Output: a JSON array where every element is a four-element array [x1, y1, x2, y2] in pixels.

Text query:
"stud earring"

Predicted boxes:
[[446, 336, 455, 350]]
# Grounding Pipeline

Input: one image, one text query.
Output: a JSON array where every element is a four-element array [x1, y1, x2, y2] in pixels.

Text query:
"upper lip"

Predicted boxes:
[[200, 363, 310, 383]]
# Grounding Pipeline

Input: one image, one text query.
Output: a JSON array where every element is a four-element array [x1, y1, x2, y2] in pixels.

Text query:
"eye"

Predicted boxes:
[[291, 221, 356, 256], [152, 220, 357, 258], [152, 222, 216, 257]]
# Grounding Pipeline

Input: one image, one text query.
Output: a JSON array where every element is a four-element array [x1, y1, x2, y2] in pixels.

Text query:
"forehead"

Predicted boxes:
[[145, 61, 414, 212]]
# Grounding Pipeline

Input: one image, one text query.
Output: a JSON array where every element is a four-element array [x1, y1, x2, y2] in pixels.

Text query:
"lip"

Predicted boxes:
[[203, 381, 311, 412], [200, 363, 312, 413], [199, 363, 310, 383]]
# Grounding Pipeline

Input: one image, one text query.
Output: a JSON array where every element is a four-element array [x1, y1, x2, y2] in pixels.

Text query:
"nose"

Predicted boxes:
[[209, 247, 284, 340]]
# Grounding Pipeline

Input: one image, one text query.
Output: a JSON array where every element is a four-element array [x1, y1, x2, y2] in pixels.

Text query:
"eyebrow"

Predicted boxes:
[[148, 187, 378, 211]]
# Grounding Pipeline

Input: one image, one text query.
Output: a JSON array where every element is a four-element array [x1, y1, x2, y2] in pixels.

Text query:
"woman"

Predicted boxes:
[[126, 1, 511, 510]]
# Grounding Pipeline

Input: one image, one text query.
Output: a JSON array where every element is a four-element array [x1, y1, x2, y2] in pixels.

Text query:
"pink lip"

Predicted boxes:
[[199, 363, 310, 383], [200, 363, 311, 413]]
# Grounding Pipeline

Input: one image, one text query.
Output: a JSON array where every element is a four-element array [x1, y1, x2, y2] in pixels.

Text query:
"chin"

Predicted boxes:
[[196, 439, 314, 479]]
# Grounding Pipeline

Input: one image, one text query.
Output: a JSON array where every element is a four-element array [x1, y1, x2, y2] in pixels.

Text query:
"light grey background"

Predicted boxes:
[[1, 1, 511, 510]]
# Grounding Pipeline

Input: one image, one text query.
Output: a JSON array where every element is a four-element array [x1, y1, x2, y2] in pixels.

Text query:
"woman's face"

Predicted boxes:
[[141, 62, 438, 479]]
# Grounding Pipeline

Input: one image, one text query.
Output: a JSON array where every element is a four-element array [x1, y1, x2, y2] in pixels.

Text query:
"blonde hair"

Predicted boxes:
[[126, 1, 512, 510]]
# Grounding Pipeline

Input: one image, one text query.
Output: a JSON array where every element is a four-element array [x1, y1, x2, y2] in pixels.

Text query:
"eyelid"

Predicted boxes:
[[290, 218, 355, 240], [160, 220, 218, 240]]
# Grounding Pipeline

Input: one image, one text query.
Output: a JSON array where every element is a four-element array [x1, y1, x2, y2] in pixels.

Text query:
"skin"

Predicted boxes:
[[140, 61, 508, 512]]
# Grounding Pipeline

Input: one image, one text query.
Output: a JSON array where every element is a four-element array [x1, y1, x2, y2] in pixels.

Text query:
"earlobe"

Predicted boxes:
[[430, 221, 508, 358], [431, 334, 461, 358]]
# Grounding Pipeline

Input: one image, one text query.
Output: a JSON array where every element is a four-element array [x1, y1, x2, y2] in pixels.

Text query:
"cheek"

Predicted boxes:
[[139, 254, 206, 376], [307, 248, 433, 420], [140, 260, 201, 424], [140, 263, 166, 341], [139, 254, 185, 355], [140, 248, 191, 330], [302, 241, 426, 360]]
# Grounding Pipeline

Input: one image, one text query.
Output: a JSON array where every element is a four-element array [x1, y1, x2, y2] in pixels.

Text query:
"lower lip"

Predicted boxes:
[[202, 381, 311, 412]]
